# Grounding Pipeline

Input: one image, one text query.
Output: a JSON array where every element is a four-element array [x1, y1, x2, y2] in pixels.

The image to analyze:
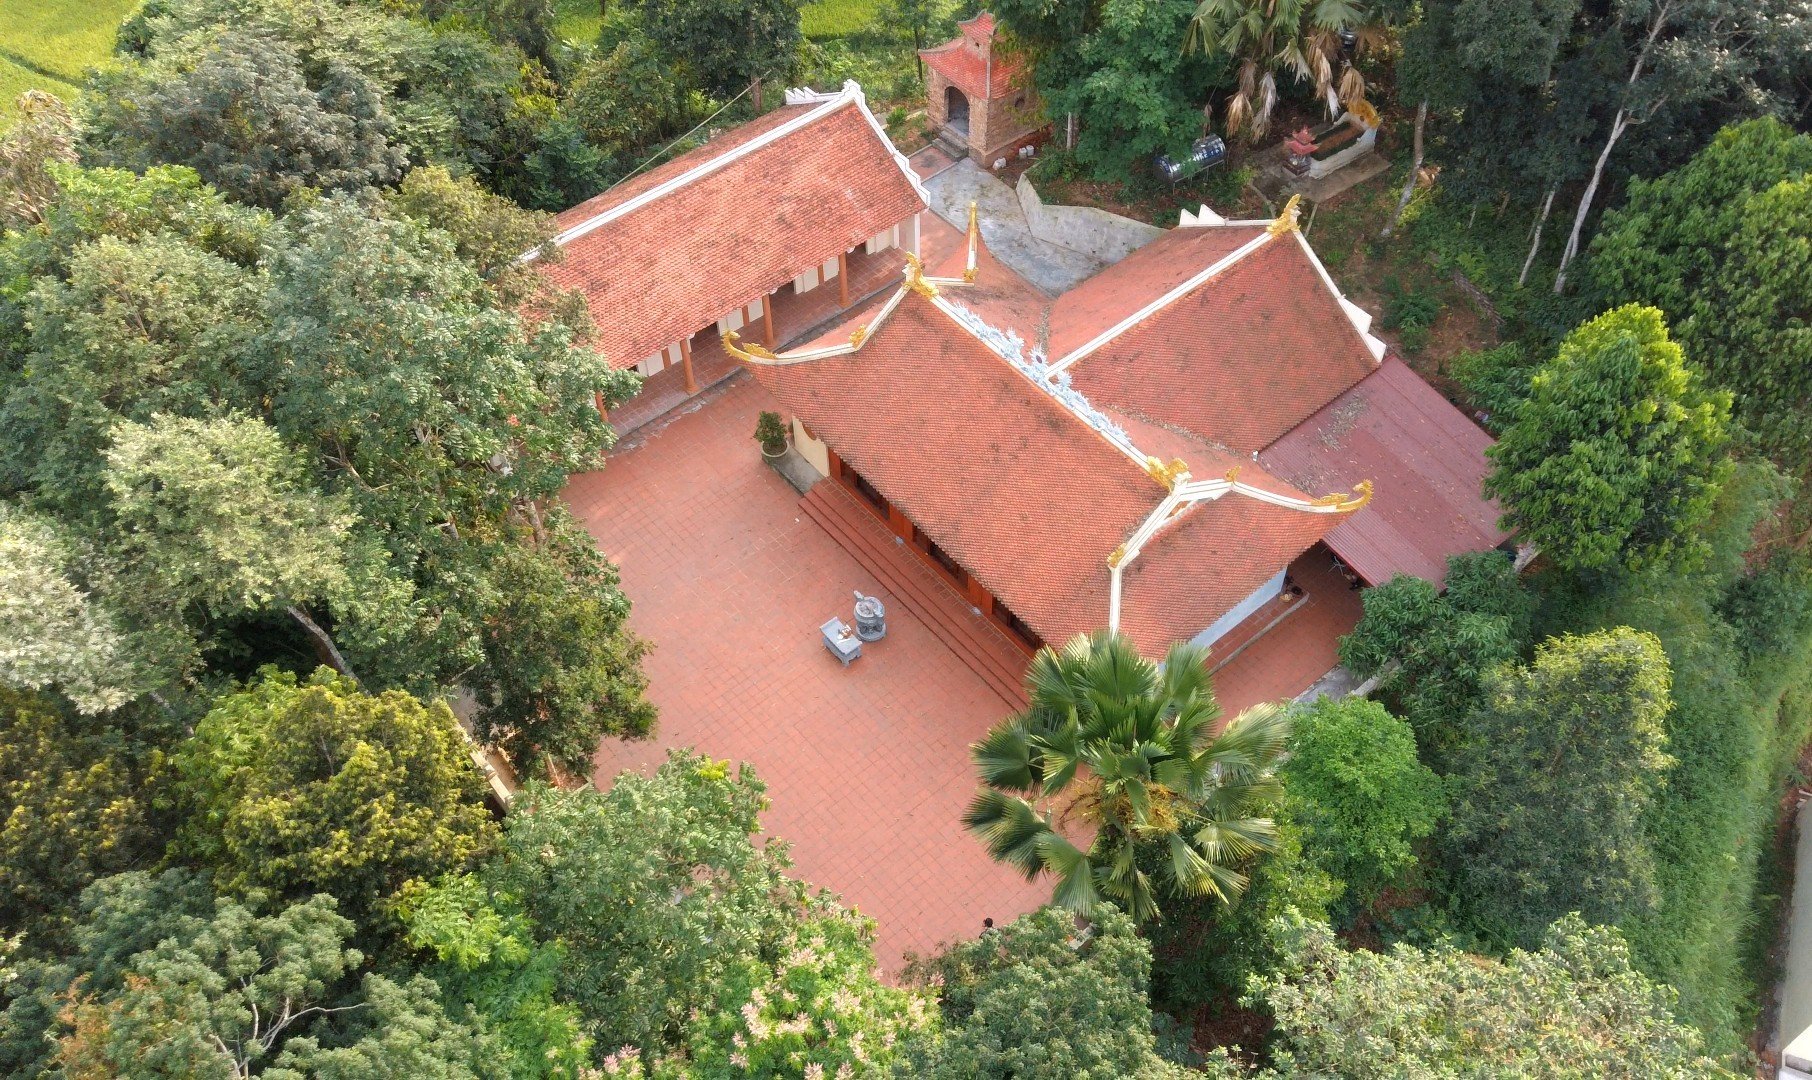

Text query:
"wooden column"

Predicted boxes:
[[837, 251, 850, 308], [761, 295, 777, 349], [679, 336, 698, 394]]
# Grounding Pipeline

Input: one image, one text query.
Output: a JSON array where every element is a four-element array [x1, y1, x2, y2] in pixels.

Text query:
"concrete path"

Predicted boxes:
[[922, 159, 1107, 296]]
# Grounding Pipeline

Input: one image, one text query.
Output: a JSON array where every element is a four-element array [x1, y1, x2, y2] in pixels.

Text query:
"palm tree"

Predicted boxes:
[[963, 631, 1290, 923], [1184, 0, 1372, 142]]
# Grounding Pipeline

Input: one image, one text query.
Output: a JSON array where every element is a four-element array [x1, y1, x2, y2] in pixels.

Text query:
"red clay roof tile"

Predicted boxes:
[[541, 95, 924, 369], [1056, 232, 1379, 453], [747, 289, 1348, 653]]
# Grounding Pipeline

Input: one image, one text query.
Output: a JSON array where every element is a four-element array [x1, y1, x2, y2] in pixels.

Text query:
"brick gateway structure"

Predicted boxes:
[[920, 13, 1044, 165]]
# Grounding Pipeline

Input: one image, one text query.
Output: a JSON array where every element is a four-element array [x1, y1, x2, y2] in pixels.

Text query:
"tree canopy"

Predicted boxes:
[[173, 669, 498, 919], [1445, 629, 1674, 946], [1251, 912, 1737, 1078], [901, 904, 1193, 1079], [1281, 696, 1445, 914], [0, 161, 651, 776], [1484, 305, 1731, 574]]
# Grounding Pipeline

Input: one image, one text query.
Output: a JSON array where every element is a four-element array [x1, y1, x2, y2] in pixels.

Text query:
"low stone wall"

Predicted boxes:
[[1015, 172, 1163, 265]]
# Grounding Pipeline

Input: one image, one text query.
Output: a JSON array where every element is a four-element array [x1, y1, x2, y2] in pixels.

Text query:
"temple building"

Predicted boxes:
[[723, 196, 1509, 658], [537, 82, 927, 421], [920, 13, 1043, 165]]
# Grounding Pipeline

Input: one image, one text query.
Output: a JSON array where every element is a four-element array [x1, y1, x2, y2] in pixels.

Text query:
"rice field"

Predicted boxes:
[[802, 0, 884, 40], [0, 0, 141, 117]]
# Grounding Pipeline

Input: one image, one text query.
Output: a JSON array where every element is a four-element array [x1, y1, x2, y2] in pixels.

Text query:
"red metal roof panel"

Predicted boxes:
[[1259, 357, 1511, 586]]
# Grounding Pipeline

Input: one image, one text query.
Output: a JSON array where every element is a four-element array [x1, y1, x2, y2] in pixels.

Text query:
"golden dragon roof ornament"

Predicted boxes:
[[1267, 193, 1303, 237]]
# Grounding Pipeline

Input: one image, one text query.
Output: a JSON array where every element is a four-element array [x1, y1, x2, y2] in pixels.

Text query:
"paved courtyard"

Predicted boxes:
[[565, 376, 1049, 974]]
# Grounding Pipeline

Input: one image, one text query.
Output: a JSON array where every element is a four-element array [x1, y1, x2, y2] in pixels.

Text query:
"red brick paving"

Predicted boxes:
[[565, 375, 1049, 974], [1211, 548, 1364, 716]]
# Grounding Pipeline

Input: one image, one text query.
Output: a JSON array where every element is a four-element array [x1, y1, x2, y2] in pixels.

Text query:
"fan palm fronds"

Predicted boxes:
[[1187, 0, 1378, 141], [962, 631, 1292, 922]]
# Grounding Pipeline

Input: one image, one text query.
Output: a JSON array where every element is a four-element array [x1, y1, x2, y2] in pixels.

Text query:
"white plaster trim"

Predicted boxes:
[[1045, 229, 1276, 377], [1292, 230, 1386, 363], [1177, 204, 1227, 228], [529, 81, 925, 261]]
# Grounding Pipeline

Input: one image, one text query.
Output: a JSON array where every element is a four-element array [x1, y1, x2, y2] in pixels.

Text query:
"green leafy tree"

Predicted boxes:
[[1687, 176, 1812, 470], [482, 753, 808, 1056], [173, 669, 498, 918], [6, 874, 483, 1079], [1, 165, 652, 772], [1037, 0, 1227, 179], [630, 0, 802, 100], [5, 231, 264, 516], [1251, 912, 1737, 1078], [1281, 696, 1445, 915], [101, 0, 568, 208], [383, 166, 560, 307], [1581, 119, 1812, 325], [1445, 629, 1673, 946], [964, 632, 1289, 922], [1484, 305, 1732, 573], [0, 505, 146, 712], [1146, 804, 1340, 1015], [466, 523, 656, 778], [103, 414, 357, 669], [900, 904, 1193, 1079], [395, 873, 594, 1079], [685, 906, 934, 1077], [565, 35, 707, 172], [85, 30, 406, 209], [0, 689, 169, 953], [1336, 551, 1532, 755], [1582, 120, 1812, 469]]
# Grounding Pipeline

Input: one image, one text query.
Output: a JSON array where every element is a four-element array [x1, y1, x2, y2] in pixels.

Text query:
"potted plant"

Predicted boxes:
[[755, 411, 789, 458]]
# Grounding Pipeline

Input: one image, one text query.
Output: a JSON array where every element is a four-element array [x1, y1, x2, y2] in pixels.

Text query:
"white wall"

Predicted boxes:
[[1190, 569, 1286, 650]]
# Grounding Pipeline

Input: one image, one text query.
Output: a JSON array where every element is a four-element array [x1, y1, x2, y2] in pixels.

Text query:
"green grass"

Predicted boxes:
[[802, 0, 884, 40], [0, 56, 45, 115], [0, 0, 140, 117], [552, 0, 603, 44]]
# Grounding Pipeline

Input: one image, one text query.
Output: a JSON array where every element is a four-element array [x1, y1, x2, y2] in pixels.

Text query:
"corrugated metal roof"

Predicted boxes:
[[1260, 358, 1511, 586]]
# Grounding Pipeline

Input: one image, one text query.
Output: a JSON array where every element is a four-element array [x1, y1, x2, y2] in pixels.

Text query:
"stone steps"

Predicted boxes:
[[801, 481, 1031, 711]]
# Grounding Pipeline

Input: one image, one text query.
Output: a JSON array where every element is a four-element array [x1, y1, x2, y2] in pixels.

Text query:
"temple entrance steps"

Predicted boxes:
[[800, 481, 1031, 711]]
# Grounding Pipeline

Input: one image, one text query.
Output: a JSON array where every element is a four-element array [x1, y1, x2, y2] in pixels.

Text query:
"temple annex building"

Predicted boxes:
[[546, 78, 1508, 681]]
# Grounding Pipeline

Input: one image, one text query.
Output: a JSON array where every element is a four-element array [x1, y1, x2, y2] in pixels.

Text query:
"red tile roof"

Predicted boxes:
[[1261, 357, 1511, 586], [919, 16, 1026, 101], [1055, 231, 1380, 453], [540, 90, 925, 370], [1046, 225, 1265, 357], [746, 290, 1349, 653]]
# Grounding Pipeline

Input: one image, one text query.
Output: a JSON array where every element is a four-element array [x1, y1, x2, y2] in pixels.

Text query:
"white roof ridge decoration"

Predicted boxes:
[[1177, 204, 1227, 227], [1043, 227, 1276, 377], [1291, 229, 1386, 362], [1105, 469, 1373, 634], [524, 81, 927, 263]]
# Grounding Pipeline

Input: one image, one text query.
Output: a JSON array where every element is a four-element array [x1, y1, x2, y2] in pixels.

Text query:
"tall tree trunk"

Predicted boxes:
[[288, 605, 357, 682], [1519, 187, 1557, 287], [1552, 0, 1670, 294], [1380, 99, 1427, 240], [751, 76, 763, 113], [1552, 109, 1631, 293]]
